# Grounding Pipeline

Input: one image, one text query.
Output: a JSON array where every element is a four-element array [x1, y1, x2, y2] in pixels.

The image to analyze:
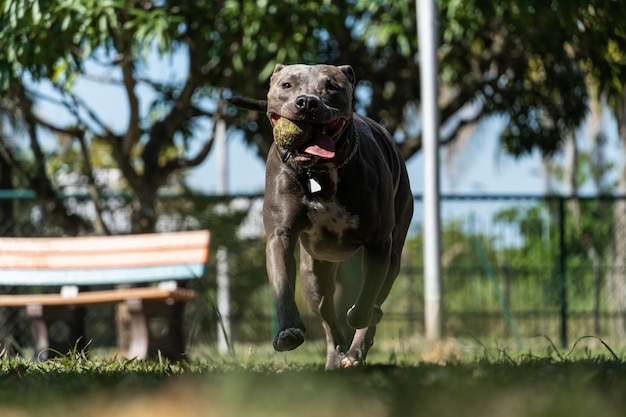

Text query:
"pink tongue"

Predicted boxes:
[[304, 132, 335, 159]]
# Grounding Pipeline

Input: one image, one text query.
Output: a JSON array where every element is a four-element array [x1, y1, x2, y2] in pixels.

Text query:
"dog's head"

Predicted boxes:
[[267, 64, 355, 164]]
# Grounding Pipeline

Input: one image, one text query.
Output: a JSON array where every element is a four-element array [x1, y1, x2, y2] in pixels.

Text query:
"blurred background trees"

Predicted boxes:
[[1, 0, 626, 345], [1, 0, 624, 234]]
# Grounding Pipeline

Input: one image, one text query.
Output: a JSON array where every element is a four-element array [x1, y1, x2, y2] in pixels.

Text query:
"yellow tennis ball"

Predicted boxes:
[[273, 117, 312, 148]]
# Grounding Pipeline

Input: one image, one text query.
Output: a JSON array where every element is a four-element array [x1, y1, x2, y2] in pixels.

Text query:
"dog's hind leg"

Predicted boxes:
[[346, 242, 391, 329], [341, 305, 383, 367], [343, 240, 407, 365], [344, 218, 411, 362], [343, 237, 405, 366], [300, 250, 348, 370]]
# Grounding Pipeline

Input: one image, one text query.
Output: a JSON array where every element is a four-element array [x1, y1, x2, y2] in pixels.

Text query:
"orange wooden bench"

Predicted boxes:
[[0, 230, 210, 360]]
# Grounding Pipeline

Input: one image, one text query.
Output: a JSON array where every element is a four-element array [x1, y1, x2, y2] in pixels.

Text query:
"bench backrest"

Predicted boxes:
[[0, 230, 210, 286]]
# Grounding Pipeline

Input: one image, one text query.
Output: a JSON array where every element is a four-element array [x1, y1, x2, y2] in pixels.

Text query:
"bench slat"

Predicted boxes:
[[0, 287, 197, 307], [0, 264, 206, 286], [0, 230, 210, 253], [0, 247, 207, 270], [0, 230, 210, 270]]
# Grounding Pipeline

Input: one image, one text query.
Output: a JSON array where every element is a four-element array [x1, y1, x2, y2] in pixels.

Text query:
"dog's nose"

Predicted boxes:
[[295, 95, 320, 113]]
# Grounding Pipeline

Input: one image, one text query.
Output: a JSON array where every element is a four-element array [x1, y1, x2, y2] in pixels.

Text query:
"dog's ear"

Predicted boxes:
[[338, 65, 356, 87], [273, 64, 286, 75]]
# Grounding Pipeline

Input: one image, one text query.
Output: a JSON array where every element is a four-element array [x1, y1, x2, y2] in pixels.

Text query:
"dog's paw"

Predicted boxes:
[[324, 346, 348, 370], [273, 328, 305, 352], [325, 347, 362, 370], [340, 353, 364, 368]]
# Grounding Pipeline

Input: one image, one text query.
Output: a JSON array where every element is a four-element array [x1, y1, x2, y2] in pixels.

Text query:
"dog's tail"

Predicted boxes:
[[227, 96, 268, 113]]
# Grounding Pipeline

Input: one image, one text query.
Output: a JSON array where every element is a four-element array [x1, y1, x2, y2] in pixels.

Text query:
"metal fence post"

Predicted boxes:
[[418, 0, 443, 343], [559, 197, 568, 348]]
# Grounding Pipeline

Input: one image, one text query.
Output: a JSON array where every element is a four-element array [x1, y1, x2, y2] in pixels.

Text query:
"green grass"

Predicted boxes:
[[1, 339, 626, 417]]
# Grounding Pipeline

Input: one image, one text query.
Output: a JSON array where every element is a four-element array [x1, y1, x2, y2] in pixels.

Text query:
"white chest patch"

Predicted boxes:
[[304, 199, 360, 242]]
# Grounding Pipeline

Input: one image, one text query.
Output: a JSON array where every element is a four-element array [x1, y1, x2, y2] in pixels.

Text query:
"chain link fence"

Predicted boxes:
[[2, 192, 626, 357]]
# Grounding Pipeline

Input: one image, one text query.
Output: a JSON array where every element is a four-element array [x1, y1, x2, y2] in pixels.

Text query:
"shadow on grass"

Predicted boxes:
[[1, 336, 625, 417]]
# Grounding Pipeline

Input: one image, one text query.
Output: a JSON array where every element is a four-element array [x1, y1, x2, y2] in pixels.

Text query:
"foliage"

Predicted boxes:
[[492, 196, 618, 312], [188, 197, 268, 333], [0, 1, 624, 228]]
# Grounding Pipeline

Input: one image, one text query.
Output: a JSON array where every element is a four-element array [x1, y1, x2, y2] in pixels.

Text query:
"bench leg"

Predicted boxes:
[[126, 299, 149, 359], [26, 305, 49, 360], [123, 299, 188, 361]]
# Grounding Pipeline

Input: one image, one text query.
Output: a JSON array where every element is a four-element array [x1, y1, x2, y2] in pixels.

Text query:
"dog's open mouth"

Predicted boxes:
[[270, 114, 346, 160]]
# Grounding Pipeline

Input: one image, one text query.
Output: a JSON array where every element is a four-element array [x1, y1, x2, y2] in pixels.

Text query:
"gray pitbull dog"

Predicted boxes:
[[230, 64, 413, 369]]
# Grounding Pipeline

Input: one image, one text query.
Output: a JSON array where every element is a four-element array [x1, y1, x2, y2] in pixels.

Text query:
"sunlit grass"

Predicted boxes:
[[1, 337, 625, 417]]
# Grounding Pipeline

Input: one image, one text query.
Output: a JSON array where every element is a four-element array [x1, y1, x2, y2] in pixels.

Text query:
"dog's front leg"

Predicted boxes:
[[266, 230, 306, 351]]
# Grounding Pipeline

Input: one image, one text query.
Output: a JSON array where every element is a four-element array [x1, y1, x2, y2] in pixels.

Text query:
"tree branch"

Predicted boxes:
[[143, 35, 202, 174], [161, 100, 223, 176], [120, 52, 141, 156], [227, 96, 267, 113], [49, 84, 119, 140], [26, 111, 83, 138], [75, 131, 111, 236], [11, 85, 91, 235]]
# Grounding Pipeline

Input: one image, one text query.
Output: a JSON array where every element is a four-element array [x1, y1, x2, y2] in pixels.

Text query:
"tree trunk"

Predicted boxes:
[[0, 154, 13, 234], [564, 131, 580, 219], [130, 187, 159, 234], [117, 187, 159, 354]]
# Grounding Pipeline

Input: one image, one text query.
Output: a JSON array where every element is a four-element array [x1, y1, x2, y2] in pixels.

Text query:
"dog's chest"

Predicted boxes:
[[300, 171, 359, 241], [298, 193, 361, 262], [303, 198, 359, 239]]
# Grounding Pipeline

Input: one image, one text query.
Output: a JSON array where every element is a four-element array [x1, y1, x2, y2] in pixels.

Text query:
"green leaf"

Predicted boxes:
[[50, 61, 68, 83]]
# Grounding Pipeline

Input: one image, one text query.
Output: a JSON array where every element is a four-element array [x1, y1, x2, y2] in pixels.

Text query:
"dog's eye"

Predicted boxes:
[[326, 79, 341, 91], [282, 82, 292, 89]]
